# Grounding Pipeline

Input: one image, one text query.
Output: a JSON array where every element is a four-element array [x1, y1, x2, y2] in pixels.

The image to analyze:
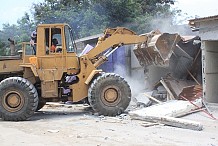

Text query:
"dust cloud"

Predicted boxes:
[[150, 17, 197, 35], [113, 64, 148, 97]]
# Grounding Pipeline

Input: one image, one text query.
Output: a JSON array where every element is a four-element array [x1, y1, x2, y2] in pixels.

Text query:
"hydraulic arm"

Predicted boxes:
[[86, 27, 181, 68]]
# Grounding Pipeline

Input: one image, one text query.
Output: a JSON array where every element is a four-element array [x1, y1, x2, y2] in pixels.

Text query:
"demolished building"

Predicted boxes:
[[76, 31, 202, 102]]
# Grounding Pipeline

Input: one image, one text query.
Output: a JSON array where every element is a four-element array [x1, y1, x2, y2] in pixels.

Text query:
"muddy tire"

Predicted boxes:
[[88, 73, 131, 116], [0, 77, 38, 121]]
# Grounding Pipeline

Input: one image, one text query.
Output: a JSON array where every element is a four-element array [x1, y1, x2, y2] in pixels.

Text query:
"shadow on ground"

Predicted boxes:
[[0, 105, 94, 122]]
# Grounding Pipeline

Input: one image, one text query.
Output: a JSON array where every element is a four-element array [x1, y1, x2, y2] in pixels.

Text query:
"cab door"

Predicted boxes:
[[36, 25, 80, 98], [37, 26, 66, 97], [64, 25, 80, 75]]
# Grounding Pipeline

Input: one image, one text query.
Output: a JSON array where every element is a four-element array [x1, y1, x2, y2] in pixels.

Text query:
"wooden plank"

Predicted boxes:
[[143, 93, 162, 104], [160, 79, 175, 100]]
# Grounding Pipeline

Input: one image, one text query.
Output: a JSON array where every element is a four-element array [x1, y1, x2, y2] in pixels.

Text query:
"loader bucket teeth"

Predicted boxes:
[[133, 33, 181, 67]]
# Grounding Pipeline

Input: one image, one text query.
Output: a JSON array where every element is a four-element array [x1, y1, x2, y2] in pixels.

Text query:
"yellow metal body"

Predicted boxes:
[[0, 23, 180, 103]]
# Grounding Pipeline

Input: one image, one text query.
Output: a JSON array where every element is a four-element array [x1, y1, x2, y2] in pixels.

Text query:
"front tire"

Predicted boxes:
[[36, 98, 46, 111], [0, 77, 38, 121], [88, 73, 131, 116]]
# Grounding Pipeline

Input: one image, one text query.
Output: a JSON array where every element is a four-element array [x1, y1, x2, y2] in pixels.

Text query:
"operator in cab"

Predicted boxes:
[[50, 38, 58, 52], [50, 38, 62, 53]]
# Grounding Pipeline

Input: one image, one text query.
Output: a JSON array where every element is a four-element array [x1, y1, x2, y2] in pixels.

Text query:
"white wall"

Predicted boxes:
[[203, 41, 218, 103]]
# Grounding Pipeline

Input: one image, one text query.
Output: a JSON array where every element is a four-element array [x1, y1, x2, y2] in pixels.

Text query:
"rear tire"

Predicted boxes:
[[0, 77, 38, 121], [88, 73, 131, 116]]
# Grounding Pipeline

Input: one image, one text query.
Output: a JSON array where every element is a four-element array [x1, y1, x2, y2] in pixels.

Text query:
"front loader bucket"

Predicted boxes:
[[134, 33, 181, 67]]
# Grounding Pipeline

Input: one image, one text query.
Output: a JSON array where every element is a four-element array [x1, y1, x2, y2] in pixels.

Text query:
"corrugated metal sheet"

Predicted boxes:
[[189, 15, 218, 26], [168, 36, 201, 80], [99, 46, 128, 77], [179, 85, 203, 101]]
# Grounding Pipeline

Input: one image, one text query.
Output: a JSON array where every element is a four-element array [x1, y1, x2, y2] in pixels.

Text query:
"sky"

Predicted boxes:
[[0, 0, 218, 30], [172, 0, 218, 22], [0, 0, 44, 29]]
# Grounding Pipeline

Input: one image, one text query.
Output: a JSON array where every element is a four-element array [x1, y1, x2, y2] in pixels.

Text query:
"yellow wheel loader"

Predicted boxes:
[[0, 23, 180, 121]]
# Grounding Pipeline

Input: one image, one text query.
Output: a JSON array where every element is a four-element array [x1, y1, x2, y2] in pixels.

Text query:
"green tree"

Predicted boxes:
[[32, 0, 177, 37], [0, 39, 6, 56], [17, 12, 36, 42], [0, 12, 36, 54], [0, 0, 178, 46]]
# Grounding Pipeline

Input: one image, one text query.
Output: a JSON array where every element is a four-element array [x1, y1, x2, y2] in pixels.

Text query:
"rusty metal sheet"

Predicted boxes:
[[179, 85, 203, 101], [161, 77, 198, 99]]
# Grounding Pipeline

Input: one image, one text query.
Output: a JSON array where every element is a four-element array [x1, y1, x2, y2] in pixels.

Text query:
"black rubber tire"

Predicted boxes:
[[0, 77, 38, 121], [88, 73, 131, 116], [36, 99, 46, 111]]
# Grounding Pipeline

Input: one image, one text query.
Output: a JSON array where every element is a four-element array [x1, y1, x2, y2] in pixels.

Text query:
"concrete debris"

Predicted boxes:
[[129, 98, 202, 118], [134, 92, 152, 107], [117, 113, 128, 119], [98, 115, 106, 121], [46, 102, 70, 107], [129, 99, 203, 130], [133, 115, 203, 131], [152, 86, 167, 101]]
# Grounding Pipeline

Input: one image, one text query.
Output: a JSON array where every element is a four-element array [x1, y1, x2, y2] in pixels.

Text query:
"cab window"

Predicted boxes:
[[45, 27, 62, 54], [65, 26, 75, 53]]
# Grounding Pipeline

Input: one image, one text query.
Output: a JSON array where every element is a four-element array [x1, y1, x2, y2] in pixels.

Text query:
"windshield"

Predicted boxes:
[[65, 25, 77, 52]]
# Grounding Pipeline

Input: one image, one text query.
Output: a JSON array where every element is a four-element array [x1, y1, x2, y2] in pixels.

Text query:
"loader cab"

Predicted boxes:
[[36, 24, 77, 56], [31, 24, 80, 98]]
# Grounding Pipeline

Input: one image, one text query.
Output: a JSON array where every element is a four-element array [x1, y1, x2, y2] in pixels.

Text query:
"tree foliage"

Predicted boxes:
[[0, 39, 6, 56], [0, 0, 177, 54], [32, 0, 176, 37]]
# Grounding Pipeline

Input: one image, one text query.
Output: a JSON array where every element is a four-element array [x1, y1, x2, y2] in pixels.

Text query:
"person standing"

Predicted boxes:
[[30, 30, 37, 55]]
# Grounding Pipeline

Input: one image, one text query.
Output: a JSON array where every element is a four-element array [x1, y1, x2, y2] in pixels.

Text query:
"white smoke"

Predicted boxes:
[[150, 17, 198, 35], [113, 64, 149, 97]]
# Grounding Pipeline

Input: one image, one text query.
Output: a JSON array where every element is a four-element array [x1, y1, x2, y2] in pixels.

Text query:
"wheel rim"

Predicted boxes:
[[2, 91, 25, 112], [101, 86, 121, 106]]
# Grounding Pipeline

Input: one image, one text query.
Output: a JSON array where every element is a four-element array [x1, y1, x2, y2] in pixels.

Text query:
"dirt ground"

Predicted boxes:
[[0, 103, 218, 146]]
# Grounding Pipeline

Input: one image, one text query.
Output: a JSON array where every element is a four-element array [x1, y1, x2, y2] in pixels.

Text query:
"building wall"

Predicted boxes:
[[99, 46, 130, 78], [203, 41, 218, 103], [197, 19, 218, 103]]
